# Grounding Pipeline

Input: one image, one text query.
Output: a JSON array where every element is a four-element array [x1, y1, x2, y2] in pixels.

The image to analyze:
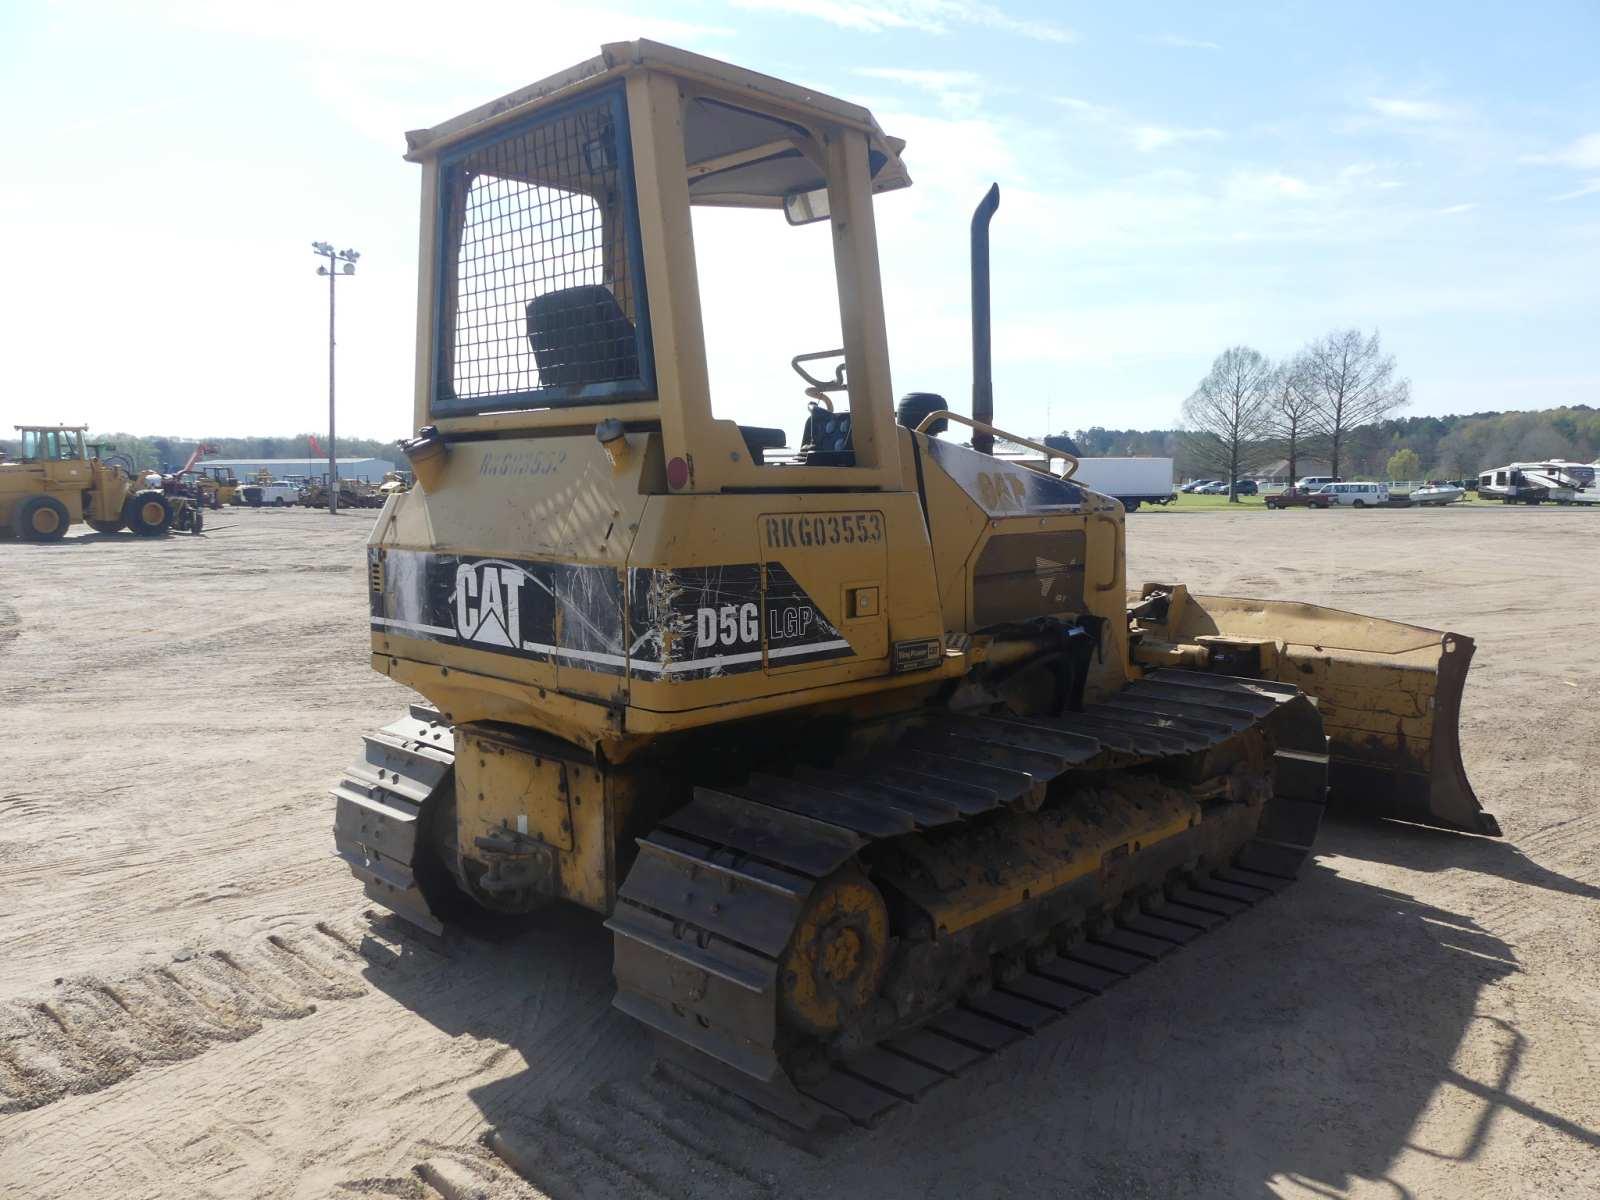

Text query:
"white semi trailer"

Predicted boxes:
[[1067, 457, 1176, 511]]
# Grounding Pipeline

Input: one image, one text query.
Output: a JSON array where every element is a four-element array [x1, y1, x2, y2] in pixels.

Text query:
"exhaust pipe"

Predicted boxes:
[[970, 183, 1000, 456]]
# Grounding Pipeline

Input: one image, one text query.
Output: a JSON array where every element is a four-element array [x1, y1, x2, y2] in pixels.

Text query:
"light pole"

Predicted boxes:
[[312, 241, 359, 514]]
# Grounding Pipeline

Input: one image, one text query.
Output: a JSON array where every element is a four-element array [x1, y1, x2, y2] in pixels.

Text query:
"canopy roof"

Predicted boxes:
[[404, 39, 911, 209]]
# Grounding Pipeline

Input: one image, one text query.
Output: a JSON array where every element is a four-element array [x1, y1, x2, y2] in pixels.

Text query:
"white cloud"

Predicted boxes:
[[1438, 202, 1477, 215], [1231, 170, 1314, 200], [1552, 178, 1600, 201], [855, 67, 984, 92], [1053, 96, 1116, 122], [732, 0, 1077, 42], [1525, 132, 1600, 171], [853, 67, 988, 114], [169, 0, 734, 68], [1367, 97, 1456, 122], [1053, 96, 1224, 154], [1131, 125, 1222, 152], [1152, 34, 1220, 50]]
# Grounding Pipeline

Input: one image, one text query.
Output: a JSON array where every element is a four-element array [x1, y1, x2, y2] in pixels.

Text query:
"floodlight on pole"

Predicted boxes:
[[312, 241, 359, 514]]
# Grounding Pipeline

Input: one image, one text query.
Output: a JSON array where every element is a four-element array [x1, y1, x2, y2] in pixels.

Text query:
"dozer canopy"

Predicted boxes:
[[398, 40, 913, 495]]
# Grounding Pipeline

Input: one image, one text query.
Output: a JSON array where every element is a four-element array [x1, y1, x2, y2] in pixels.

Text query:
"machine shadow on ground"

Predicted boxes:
[[1324, 812, 1600, 903], [348, 831, 1598, 1200]]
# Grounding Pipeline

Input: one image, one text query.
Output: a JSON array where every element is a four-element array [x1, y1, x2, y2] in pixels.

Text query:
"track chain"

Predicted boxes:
[[607, 669, 1329, 1128]]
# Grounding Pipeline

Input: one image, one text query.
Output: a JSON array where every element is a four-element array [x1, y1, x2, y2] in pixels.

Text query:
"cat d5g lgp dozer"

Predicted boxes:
[[334, 41, 1496, 1128]]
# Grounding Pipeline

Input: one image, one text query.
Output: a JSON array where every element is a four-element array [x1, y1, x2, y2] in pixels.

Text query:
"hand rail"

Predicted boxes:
[[913, 410, 1080, 480], [1090, 511, 1122, 592]]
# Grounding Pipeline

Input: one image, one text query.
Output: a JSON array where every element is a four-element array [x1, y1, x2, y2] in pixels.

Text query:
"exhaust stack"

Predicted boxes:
[[970, 183, 1000, 455]]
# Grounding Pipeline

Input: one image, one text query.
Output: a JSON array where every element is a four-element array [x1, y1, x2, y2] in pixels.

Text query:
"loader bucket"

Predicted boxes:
[[1135, 587, 1499, 837]]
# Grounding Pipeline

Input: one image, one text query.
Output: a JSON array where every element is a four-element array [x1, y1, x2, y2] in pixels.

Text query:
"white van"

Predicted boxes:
[[1317, 481, 1389, 507], [1296, 475, 1340, 490]]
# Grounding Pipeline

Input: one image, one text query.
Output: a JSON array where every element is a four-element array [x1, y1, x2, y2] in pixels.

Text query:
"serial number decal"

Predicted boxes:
[[478, 448, 568, 477], [762, 511, 884, 551]]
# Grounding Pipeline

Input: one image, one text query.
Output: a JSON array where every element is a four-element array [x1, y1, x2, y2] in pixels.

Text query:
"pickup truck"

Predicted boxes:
[[1265, 486, 1332, 510], [236, 480, 299, 507]]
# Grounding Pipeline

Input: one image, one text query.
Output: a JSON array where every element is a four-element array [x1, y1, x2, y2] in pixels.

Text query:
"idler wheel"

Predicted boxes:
[[778, 868, 890, 1039]]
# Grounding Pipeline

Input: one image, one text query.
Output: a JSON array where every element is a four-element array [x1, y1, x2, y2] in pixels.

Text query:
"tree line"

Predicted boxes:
[[1178, 329, 1409, 499], [0, 432, 400, 472], [1061, 329, 1599, 498]]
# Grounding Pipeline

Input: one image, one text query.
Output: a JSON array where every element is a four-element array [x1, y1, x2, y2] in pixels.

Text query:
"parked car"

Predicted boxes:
[[1265, 486, 1332, 510], [1180, 479, 1218, 493], [1316, 481, 1389, 507], [1232, 479, 1259, 496], [1296, 475, 1341, 491]]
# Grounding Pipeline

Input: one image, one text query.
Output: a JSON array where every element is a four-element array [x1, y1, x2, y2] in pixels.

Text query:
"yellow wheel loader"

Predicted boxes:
[[1, 426, 177, 540], [333, 42, 1496, 1128]]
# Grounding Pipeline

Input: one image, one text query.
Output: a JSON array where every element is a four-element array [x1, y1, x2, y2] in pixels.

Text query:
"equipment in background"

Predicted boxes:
[[195, 465, 240, 508], [378, 470, 412, 496], [1, 425, 192, 540], [300, 476, 386, 509], [331, 42, 1496, 1132]]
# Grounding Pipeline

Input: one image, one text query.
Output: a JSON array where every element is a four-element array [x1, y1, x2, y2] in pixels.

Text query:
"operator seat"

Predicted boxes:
[[527, 285, 639, 386], [526, 285, 792, 465], [800, 406, 855, 466]]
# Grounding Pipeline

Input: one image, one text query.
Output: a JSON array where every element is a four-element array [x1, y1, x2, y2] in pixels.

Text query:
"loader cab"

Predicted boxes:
[[407, 40, 910, 493], [10, 426, 93, 492], [16, 426, 87, 464]]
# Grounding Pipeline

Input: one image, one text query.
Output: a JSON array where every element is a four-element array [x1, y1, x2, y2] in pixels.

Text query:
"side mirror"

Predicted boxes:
[[783, 186, 830, 226]]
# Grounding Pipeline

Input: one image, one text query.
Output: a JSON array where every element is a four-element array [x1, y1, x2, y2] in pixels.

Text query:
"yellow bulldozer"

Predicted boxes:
[[333, 42, 1497, 1128], [1, 425, 187, 540], [195, 464, 240, 508]]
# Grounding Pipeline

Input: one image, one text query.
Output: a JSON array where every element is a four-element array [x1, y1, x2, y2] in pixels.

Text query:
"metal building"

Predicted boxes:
[[199, 457, 396, 482]]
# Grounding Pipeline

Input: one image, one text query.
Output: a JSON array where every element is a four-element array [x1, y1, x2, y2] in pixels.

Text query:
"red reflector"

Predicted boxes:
[[666, 456, 689, 489]]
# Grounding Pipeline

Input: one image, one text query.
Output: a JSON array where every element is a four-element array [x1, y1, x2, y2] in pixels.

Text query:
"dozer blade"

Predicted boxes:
[[1143, 588, 1498, 836]]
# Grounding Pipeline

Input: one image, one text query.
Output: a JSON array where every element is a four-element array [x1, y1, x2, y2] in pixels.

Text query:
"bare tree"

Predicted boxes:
[[1267, 357, 1319, 486], [1181, 346, 1275, 501], [1299, 329, 1410, 478]]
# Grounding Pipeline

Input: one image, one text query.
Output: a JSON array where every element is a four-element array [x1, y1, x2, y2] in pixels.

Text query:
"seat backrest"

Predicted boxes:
[[526, 285, 638, 388]]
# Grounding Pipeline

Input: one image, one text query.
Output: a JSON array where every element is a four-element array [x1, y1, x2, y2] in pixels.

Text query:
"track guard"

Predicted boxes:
[[332, 704, 458, 934]]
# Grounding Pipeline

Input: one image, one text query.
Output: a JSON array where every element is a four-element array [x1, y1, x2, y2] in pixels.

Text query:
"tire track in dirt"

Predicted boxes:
[[0, 599, 19, 653], [357, 1062, 818, 1200], [0, 921, 379, 1114]]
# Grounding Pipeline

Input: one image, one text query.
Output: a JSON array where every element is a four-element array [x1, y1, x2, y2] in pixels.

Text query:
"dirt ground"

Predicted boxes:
[[2, 503, 1596, 1200]]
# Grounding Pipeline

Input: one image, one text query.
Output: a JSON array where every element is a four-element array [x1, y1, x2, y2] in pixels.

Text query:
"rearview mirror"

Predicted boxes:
[[783, 186, 830, 225]]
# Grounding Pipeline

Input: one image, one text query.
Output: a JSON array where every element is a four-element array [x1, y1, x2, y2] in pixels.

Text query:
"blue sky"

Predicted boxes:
[[2, 0, 1596, 440]]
